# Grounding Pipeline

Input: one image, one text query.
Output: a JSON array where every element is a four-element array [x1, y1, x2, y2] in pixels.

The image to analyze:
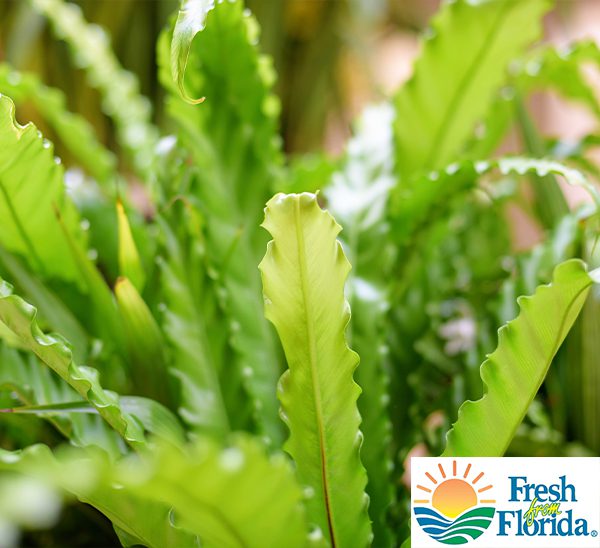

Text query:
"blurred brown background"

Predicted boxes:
[[0, 0, 599, 158]]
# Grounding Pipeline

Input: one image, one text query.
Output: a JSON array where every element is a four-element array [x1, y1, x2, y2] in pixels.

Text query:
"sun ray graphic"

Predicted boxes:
[[418, 461, 496, 519]]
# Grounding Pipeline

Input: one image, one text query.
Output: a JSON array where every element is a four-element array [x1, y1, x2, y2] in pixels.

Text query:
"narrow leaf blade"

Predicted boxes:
[[259, 193, 371, 547], [116, 200, 146, 292]]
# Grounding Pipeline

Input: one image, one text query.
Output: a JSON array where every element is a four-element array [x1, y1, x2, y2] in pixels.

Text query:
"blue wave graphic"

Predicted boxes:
[[414, 506, 495, 545]]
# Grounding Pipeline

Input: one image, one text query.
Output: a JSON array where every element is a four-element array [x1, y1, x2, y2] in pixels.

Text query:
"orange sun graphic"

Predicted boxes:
[[415, 461, 495, 518]]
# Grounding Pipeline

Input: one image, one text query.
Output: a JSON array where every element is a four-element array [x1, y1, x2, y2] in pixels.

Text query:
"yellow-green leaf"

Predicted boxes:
[[116, 200, 146, 292], [0, 94, 84, 286], [259, 193, 371, 547]]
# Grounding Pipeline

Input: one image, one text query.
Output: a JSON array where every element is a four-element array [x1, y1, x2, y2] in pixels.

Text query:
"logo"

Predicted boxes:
[[414, 460, 495, 544], [412, 457, 600, 548]]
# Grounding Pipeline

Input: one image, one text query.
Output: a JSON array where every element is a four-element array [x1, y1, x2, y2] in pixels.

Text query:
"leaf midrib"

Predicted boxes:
[[424, 0, 513, 170], [444, 268, 592, 457], [293, 199, 336, 548], [499, 278, 592, 455]]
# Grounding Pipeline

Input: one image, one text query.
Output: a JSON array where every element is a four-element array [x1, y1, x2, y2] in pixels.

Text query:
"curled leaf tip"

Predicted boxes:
[[171, 0, 214, 105], [186, 95, 206, 105]]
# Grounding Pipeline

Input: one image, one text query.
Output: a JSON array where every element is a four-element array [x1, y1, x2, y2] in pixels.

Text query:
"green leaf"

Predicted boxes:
[[53, 208, 125, 352], [579, 241, 600, 453], [0, 94, 85, 286], [394, 0, 551, 180], [0, 63, 116, 183], [0, 394, 184, 446], [116, 200, 146, 293], [443, 260, 595, 456], [568, 283, 600, 454], [158, 0, 284, 442], [467, 41, 600, 161], [285, 153, 338, 194], [0, 278, 147, 449], [0, 247, 88, 363], [0, 318, 23, 348], [0, 436, 308, 548], [560, 223, 600, 454], [513, 94, 569, 228], [259, 193, 371, 547], [390, 157, 600, 247], [119, 436, 308, 547], [1, 401, 106, 414], [30, 0, 159, 179], [517, 41, 600, 119], [157, 210, 230, 438], [0, 344, 126, 457], [115, 277, 170, 406], [119, 396, 185, 446], [171, 0, 212, 104]]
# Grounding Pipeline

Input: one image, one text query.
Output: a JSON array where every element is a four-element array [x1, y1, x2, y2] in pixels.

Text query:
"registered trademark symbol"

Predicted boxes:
[[591, 530, 598, 537]]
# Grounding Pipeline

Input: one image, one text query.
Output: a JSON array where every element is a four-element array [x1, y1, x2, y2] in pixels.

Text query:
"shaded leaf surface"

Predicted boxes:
[[159, 0, 284, 442], [0, 278, 146, 449]]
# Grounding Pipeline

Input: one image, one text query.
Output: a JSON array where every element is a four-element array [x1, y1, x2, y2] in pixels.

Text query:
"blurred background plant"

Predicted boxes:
[[2, 0, 600, 159]]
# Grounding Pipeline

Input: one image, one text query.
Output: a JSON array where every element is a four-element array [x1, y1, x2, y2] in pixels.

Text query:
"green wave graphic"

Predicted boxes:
[[416, 506, 495, 545]]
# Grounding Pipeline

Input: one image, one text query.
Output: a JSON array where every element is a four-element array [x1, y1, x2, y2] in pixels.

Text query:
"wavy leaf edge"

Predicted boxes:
[[0, 279, 147, 449], [442, 259, 594, 456]]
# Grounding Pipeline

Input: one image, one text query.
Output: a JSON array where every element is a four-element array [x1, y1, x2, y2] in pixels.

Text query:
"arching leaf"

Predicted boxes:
[[0, 278, 147, 449], [390, 157, 600, 247], [0, 444, 197, 548], [0, 247, 88, 362], [171, 0, 212, 104], [0, 344, 125, 458], [443, 260, 596, 456], [325, 103, 396, 547], [469, 40, 600, 161], [157, 210, 230, 438], [120, 436, 308, 548], [0, 436, 308, 548]]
